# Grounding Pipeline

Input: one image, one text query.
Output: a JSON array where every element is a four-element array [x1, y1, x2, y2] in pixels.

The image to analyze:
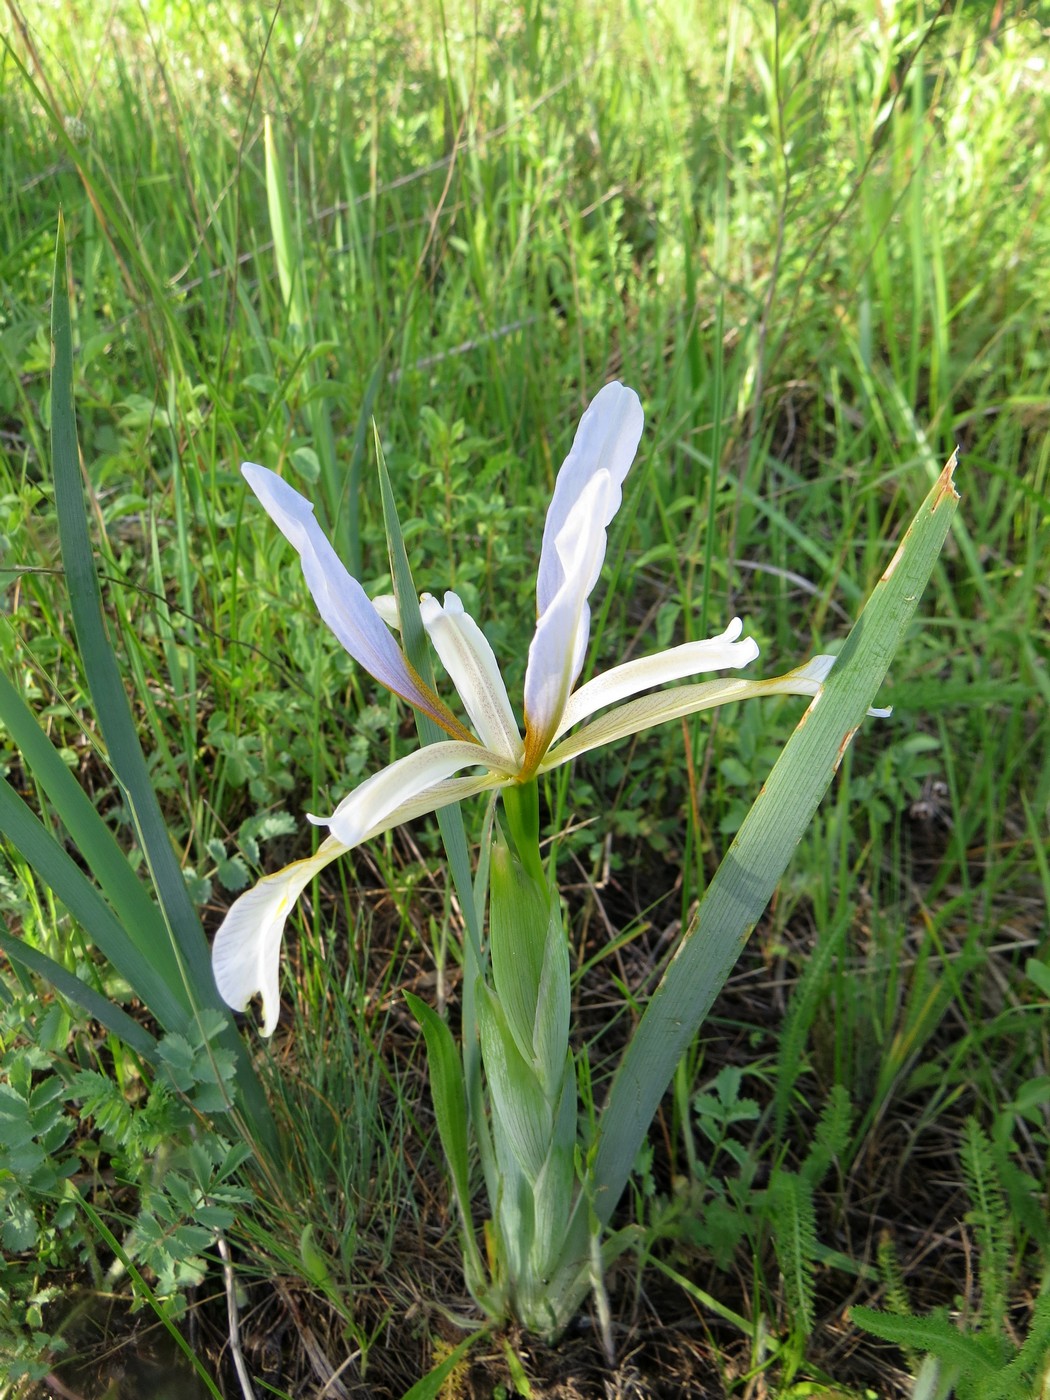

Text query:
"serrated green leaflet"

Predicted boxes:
[[74, 1191, 225, 1399]]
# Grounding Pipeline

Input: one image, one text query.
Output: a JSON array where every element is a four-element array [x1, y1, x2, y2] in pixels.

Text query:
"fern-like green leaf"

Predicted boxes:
[[802, 1083, 852, 1186], [960, 1117, 1011, 1338], [850, 1306, 1006, 1391], [996, 1289, 1050, 1398], [67, 1069, 136, 1145], [769, 1169, 818, 1334], [876, 1232, 922, 1371]]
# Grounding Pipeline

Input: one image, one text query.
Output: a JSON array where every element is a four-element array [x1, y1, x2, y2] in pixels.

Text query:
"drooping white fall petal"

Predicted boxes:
[[211, 835, 348, 1036], [213, 745, 515, 1036]]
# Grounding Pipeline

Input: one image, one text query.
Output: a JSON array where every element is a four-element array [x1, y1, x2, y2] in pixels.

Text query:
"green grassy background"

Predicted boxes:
[[2, 0, 1048, 1392]]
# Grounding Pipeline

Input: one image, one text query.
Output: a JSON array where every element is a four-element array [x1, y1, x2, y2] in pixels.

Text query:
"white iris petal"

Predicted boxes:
[[309, 739, 517, 848], [420, 593, 523, 763], [555, 619, 760, 740], [536, 382, 644, 616], [522, 471, 613, 767], [544, 655, 889, 769], [211, 835, 347, 1036], [371, 594, 401, 629], [243, 465, 460, 734]]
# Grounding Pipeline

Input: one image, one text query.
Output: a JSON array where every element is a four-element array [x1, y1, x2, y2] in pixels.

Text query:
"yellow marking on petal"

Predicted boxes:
[[395, 653, 480, 744]]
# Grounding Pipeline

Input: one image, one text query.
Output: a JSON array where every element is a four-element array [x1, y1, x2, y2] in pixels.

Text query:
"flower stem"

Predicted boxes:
[[501, 779, 545, 886]]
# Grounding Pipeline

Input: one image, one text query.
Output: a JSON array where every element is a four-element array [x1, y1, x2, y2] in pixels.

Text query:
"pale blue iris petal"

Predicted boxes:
[[243, 464, 445, 721]]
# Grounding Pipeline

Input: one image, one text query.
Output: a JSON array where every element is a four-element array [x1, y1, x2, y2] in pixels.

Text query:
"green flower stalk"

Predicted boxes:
[[475, 821, 575, 1327]]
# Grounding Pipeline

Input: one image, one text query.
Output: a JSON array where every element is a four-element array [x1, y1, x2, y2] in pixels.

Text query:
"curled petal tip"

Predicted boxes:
[[211, 838, 347, 1036], [212, 881, 289, 1037]]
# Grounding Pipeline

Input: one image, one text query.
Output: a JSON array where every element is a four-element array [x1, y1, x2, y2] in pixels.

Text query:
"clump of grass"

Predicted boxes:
[[2, 0, 1048, 1393]]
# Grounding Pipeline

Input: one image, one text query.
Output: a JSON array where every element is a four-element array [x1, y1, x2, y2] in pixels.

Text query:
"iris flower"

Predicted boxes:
[[213, 383, 846, 1034]]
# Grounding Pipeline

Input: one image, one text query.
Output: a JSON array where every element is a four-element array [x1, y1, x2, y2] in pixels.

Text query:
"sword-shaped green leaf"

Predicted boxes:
[[44, 217, 277, 1156], [546, 454, 960, 1328]]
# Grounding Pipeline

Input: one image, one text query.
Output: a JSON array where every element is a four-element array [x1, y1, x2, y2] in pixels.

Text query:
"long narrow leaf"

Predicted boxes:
[[264, 113, 306, 327], [374, 430, 484, 962], [592, 455, 959, 1221], [0, 930, 158, 1061], [264, 116, 342, 553], [374, 426, 499, 1205], [548, 456, 959, 1317], [341, 359, 383, 578], [0, 777, 190, 1032], [50, 218, 205, 1000], [0, 669, 186, 981], [399, 1325, 491, 1400], [49, 219, 278, 1158], [403, 990, 488, 1295], [74, 1192, 225, 1400]]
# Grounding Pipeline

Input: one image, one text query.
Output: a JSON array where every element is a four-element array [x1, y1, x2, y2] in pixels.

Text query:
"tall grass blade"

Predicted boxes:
[[264, 114, 305, 327], [74, 1191, 225, 1400], [50, 217, 205, 1000], [399, 1325, 491, 1400], [48, 218, 278, 1155], [0, 775, 188, 1034], [263, 115, 344, 560]]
